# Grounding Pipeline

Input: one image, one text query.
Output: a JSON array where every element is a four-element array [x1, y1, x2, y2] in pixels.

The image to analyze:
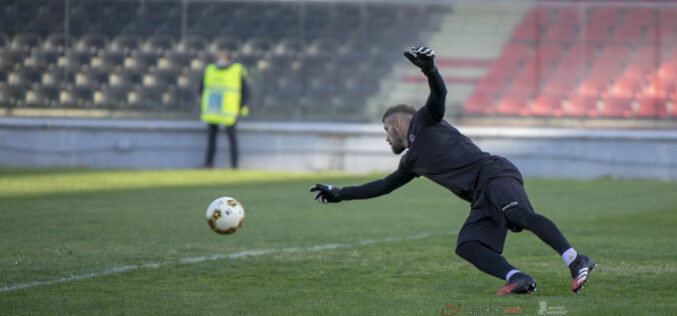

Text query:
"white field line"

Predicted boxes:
[[1, 231, 456, 293]]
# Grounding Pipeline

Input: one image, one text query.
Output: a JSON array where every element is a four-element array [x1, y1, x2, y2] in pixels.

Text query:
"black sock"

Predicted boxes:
[[506, 209, 571, 254], [456, 241, 517, 280]]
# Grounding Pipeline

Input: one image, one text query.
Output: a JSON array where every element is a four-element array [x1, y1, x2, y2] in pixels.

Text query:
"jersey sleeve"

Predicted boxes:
[[421, 67, 447, 123], [338, 167, 417, 201]]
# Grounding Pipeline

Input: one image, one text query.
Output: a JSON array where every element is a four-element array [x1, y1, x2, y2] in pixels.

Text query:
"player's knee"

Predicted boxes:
[[505, 207, 540, 230], [455, 240, 480, 260]]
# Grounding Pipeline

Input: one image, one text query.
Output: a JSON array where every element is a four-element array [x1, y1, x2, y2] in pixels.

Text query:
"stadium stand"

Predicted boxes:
[[462, 1, 677, 121], [0, 0, 444, 120]]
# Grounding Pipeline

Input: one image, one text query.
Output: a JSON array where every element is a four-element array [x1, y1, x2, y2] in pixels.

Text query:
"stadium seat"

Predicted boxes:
[[576, 77, 610, 97], [543, 24, 577, 43], [531, 95, 563, 117], [142, 69, 177, 90], [110, 35, 142, 55], [587, 7, 620, 28], [157, 51, 191, 72], [141, 34, 175, 56], [610, 23, 645, 44], [0, 34, 9, 49], [9, 33, 41, 54], [555, 7, 584, 26], [623, 7, 656, 28], [542, 75, 578, 98], [25, 85, 60, 107], [496, 94, 531, 116], [565, 94, 598, 117], [498, 42, 532, 63], [0, 84, 26, 107], [509, 70, 541, 96], [606, 77, 644, 98], [522, 6, 555, 27], [127, 86, 164, 110], [622, 63, 655, 81], [75, 33, 108, 55], [475, 74, 511, 95], [7, 68, 41, 88], [485, 59, 522, 79], [42, 33, 69, 54], [463, 92, 496, 115], [578, 24, 611, 44], [600, 95, 633, 118], [635, 95, 667, 118], [210, 35, 242, 53], [59, 86, 94, 108], [108, 69, 143, 90], [510, 22, 541, 43], [175, 35, 209, 57], [91, 49, 125, 72], [272, 37, 305, 57], [123, 51, 157, 71]]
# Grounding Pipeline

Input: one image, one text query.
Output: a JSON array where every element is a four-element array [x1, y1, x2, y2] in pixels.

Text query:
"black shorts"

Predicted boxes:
[[456, 175, 534, 254]]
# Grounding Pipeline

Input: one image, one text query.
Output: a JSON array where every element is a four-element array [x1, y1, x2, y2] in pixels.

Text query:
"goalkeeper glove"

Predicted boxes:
[[309, 184, 342, 204], [403, 46, 436, 72]]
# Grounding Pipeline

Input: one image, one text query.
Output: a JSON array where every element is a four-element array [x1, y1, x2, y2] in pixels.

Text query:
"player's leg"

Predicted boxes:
[[455, 212, 536, 295], [225, 123, 238, 169], [486, 177, 596, 292], [204, 124, 219, 168]]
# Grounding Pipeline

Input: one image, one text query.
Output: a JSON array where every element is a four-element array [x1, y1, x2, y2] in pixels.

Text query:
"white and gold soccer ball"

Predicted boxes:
[[206, 197, 245, 235]]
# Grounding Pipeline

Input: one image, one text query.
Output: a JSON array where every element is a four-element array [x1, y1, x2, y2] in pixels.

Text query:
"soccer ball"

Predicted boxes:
[[206, 196, 245, 235]]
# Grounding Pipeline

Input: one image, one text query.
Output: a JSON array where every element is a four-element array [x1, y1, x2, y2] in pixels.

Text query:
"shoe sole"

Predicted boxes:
[[496, 280, 537, 295], [572, 263, 597, 293]]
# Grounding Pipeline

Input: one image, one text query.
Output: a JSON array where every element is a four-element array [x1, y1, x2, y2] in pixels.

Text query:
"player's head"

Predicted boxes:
[[382, 104, 416, 154]]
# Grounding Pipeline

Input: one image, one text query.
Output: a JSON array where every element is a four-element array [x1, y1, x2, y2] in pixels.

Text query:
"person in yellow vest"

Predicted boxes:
[[200, 48, 249, 169]]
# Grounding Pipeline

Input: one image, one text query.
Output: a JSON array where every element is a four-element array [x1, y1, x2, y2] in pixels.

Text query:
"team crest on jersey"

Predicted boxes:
[[409, 134, 415, 144]]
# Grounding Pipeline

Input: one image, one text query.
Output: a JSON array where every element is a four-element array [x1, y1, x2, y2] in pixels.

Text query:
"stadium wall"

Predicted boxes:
[[1, 117, 676, 180]]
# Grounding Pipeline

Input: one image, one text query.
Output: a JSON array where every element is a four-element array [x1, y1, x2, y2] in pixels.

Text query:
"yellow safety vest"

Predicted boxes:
[[200, 63, 246, 126]]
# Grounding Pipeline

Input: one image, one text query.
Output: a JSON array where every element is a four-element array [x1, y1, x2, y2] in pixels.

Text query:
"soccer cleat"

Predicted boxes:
[[569, 255, 597, 293], [496, 272, 537, 295]]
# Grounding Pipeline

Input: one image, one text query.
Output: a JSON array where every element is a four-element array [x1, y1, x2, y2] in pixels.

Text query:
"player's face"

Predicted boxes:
[[384, 118, 406, 154]]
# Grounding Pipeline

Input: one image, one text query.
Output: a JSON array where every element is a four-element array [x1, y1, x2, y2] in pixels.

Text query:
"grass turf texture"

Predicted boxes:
[[1, 168, 676, 315]]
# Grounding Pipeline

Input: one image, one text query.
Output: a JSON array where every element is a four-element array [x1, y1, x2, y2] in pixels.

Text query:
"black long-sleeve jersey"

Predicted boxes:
[[339, 67, 521, 205]]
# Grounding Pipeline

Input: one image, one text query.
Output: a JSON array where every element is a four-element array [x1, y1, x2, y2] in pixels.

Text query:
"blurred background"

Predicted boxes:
[[1, 0, 676, 179]]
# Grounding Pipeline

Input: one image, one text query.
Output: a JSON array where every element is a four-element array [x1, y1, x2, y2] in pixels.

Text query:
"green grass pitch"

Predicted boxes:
[[1, 168, 676, 315]]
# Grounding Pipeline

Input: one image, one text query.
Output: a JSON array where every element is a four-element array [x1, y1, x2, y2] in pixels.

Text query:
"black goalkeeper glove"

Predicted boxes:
[[309, 184, 342, 204], [403, 46, 436, 72]]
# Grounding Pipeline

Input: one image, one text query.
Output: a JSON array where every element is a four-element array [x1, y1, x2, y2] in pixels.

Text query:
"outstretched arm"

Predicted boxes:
[[310, 168, 415, 204], [404, 46, 447, 123]]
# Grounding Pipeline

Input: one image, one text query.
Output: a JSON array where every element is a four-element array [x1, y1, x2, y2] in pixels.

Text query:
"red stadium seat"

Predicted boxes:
[[509, 71, 541, 96], [522, 7, 555, 27], [475, 75, 511, 95], [576, 77, 610, 97], [511, 22, 541, 43], [600, 95, 633, 118], [642, 75, 674, 97], [588, 60, 624, 82], [496, 94, 531, 116], [578, 24, 611, 44], [622, 63, 655, 80], [623, 8, 656, 28], [542, 76, 578, 98], [463, 92, 496, 115], [543, 24, 577, 43], [599, 44, 632, 62], [605, 77, 644, 100], [535, 43, 565, 65], [610, 23, 645, 44], [588, 7, 621, 28], [565, 94, 599, 117], [486, 58, 522, 78], [556, 7, 584, 26], [499, 43, 532, 63], [635, 95, 668, 118], [531, 95, 563, 117]]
